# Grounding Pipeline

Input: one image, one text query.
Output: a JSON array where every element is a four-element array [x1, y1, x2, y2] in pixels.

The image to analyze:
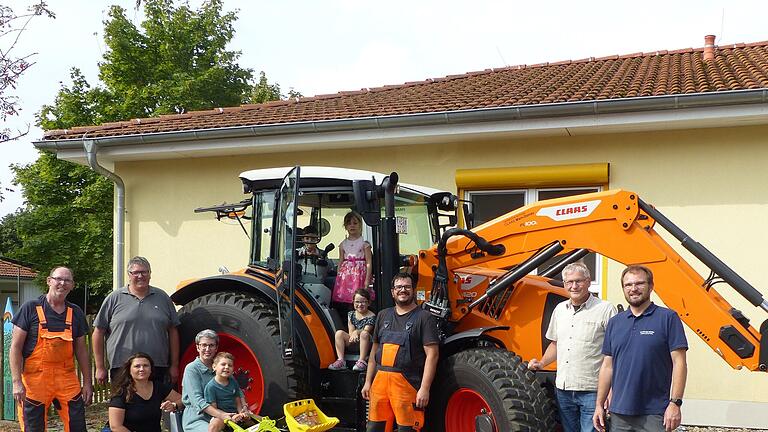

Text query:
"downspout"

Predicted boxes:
[[83, 139, 125, 289]]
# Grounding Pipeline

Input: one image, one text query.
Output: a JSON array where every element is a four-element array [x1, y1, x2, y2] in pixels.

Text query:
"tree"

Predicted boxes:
[[9, 153, 114, 300], [39, 0, 258, 128], [0, 211, 23, 256], [249, 71, 303, 103], [12, 0, 291, 303]]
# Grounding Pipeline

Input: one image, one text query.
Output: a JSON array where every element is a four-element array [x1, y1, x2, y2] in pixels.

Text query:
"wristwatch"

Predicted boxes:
[[669, 398, 683, 406]]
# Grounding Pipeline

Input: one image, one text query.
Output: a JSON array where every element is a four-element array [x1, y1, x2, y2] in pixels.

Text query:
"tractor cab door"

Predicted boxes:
[[274, 166, 300, 359]]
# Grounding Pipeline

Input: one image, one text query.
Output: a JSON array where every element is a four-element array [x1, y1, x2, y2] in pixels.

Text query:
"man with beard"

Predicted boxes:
[[593, 265, 688, 432], [362, 272, 439, 431], [528, 262, 616, 432]]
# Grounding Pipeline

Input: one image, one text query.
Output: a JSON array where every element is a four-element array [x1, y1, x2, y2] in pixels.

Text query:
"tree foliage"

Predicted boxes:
[[8, 0, 294, 304], [0, 211, 23, 256], [39, 0, 260, 129], [249, 71, 302, 103], [8, 153, 114, 298]]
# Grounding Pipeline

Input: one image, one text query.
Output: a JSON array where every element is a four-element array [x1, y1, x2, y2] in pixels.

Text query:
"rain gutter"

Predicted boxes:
[[83, 139, 125, 289], [33, 89, 768, 152]]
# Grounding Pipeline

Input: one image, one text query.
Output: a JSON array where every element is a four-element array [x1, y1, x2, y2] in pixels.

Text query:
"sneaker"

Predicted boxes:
[[328, 358, 346, 370], [352, 360, 367, 371]]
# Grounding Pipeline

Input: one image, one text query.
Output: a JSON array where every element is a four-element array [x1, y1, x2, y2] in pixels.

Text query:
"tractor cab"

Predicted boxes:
[[248, 167, 457, 355]]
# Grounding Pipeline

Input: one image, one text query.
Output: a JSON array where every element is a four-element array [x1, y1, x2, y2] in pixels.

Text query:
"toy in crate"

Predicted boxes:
[[225, 415, 280, 432], [284, 399, 339, 432]]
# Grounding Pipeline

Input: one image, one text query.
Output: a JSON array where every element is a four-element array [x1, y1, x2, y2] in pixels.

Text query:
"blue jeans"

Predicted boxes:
[[555, 389, 597, 432]]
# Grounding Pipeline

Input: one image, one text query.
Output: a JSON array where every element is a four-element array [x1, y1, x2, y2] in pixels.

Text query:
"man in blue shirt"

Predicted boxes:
[[593, 265, 688, 432]]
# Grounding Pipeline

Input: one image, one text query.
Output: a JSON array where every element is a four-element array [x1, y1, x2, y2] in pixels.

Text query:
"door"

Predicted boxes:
[[275, 166, 300, 359]]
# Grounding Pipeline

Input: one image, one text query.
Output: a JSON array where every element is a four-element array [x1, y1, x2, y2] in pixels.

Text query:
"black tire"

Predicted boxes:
[[427, 348, 558, 432], [177, 291, 307, 417]]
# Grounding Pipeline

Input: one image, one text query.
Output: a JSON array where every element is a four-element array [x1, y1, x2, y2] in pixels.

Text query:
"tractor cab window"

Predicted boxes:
[[250, 190, 276, 266], [392, 192, 435, 256]]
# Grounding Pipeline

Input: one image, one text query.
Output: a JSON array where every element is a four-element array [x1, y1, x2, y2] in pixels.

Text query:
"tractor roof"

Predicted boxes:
[[239, 166, 444, 197]]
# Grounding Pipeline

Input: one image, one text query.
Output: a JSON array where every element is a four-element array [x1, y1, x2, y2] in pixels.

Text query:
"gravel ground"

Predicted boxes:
[[0, 404, 764, 432]]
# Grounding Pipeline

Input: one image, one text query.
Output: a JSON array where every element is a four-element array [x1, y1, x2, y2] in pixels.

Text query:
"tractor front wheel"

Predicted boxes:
[[428, 348, 557, 432], [177, 291, 306, 417]]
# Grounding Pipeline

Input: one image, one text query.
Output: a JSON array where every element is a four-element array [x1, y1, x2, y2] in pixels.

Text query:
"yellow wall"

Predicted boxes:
[[115, 124, 768, 405]]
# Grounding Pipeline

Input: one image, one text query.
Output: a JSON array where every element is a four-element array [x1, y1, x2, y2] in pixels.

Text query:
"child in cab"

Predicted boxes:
[[332, 211, 374, 309], [329, 288, 376, 371], [204, 352, 253, 432]]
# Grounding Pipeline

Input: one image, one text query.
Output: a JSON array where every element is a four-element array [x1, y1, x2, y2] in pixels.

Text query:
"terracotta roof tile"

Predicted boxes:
[[43, 39, 768, 141], [0, 259, 37, 279]]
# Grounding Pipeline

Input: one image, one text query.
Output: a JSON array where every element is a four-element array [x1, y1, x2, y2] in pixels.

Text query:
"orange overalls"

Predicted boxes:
[[18, 305, 86, 432], [367, 309, 425, 432]]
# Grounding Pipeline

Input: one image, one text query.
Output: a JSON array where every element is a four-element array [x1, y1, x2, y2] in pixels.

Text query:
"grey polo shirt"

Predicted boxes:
[[93, 285, 180, 368], [546, 294, 617, 391]]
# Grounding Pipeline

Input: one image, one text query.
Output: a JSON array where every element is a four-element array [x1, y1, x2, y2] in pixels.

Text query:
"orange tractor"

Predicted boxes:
[[172, 166, 767, 431]]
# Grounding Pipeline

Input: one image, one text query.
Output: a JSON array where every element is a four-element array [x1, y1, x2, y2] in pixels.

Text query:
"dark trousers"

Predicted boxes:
[[610, 413, 664, 432]]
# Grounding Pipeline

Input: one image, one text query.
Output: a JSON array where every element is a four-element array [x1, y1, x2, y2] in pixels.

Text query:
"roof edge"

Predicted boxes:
[[34, 88, 768, 151]]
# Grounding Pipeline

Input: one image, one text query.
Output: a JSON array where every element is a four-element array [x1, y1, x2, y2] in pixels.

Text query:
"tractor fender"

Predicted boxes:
[[440, 326, 509, 358], [171, 274, 322, 368], [172, 273, 277, 306]]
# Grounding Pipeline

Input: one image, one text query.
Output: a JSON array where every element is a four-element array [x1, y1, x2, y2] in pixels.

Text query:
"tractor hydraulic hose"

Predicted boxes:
[[468, 241, 565, 311], [426, 228, 505, 318], [436, 228, 506, 258], [638, 199, 768, 313], [540, 248, 590, 278]]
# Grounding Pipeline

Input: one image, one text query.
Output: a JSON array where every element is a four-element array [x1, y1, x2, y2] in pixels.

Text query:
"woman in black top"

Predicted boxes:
[[109, 352, 183, 432]]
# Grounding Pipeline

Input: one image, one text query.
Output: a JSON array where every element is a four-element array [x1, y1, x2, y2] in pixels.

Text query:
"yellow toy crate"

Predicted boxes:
[[225, 415, 280, 432], [284, 399, 340, 432]]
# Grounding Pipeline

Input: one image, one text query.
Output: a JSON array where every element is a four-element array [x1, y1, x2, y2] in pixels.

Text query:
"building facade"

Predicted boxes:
[[36, 37, 768, 427]]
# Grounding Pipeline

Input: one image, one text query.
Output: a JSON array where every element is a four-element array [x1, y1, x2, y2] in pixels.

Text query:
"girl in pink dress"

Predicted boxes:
[[332, 211, 373, 306]]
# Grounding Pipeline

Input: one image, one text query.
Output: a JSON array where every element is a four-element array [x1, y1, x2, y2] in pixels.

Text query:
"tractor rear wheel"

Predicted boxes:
[[428, 348, 557, 432], [177, 291, 307, 417]]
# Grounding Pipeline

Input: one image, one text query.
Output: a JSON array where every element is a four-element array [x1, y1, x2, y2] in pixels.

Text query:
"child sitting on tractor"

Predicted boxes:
[[329, 288, 376, 371]]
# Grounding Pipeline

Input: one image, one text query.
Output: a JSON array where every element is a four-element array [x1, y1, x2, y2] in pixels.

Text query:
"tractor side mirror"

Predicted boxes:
[[353, 179, 381, 226]]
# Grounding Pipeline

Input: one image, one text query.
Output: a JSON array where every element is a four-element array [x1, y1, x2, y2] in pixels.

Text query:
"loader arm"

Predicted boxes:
[[423, 189, 768, 372]]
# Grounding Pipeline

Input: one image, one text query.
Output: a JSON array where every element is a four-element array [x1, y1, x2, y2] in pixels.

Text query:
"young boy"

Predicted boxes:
[[204, 352, 251, 432]]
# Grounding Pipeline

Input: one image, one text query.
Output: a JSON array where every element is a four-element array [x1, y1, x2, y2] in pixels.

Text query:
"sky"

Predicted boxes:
[[1, 0, 767, 217]]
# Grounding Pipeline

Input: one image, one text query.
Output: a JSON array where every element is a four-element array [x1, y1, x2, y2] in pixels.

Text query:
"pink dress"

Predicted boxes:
[[332, 237, 375, 303]]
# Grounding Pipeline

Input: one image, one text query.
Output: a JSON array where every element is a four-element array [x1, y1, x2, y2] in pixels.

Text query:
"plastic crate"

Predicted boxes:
[[284, 399, 340, 432], [225, 415, 280, 432]]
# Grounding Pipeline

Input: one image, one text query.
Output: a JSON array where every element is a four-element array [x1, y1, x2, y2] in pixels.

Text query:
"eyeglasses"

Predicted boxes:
[[49, 276, 74, 284], [197, 343, 217, 350], [128, 270, 150, 277], [393, 285, 413, 292], [623, 281, 648, 289], [353, 300, 369, 305], [564, 278, 589, 286]]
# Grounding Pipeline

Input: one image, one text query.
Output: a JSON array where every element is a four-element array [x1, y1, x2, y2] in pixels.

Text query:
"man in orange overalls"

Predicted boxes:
[[10, 266, 93, 432], [362, 272, 439, 431]]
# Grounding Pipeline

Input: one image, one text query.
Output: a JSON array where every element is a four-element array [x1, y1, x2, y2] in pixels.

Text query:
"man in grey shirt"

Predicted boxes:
[[528, 263, 617, 432], [93, 256, 180, 383]]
